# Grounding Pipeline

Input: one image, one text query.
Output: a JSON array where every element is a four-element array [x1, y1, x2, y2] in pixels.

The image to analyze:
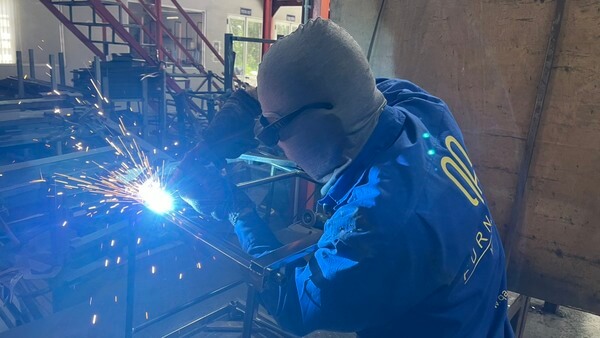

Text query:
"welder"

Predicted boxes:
[[175, 18, 513, 337]]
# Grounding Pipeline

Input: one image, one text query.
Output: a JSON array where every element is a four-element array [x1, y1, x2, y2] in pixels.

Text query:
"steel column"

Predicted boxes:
[[262, 0, 273, 55], [58, 52, 66, 85], [242, 286, 258, 338], [302, 0, 311, 24], [224, 33, 234, 92], [16, 51, 24, 98], [28, 49, 36, 79], [94, 56, 102, 108], [49, 54, 57, 91]]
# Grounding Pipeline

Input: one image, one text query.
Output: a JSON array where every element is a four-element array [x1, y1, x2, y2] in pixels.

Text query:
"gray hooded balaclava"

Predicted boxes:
[[257, 18, 386, 183]]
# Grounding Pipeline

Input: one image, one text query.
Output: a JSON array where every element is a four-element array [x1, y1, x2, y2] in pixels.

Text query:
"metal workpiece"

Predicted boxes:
[[237, 171, 312, 190], [0, 82, 315, 336], [122, 173, 319, 337], [237, 153, 300, 172], [171, 211, 318, 291], [132, 280, 245, 334]]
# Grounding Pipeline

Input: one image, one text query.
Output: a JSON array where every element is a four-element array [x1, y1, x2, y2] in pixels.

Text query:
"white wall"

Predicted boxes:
[[0, 0, 131, 85], [0, 0, 63, 81]]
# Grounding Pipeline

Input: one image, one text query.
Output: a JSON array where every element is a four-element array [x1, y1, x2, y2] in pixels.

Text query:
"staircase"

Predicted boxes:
[[39, 0, 228, 147]]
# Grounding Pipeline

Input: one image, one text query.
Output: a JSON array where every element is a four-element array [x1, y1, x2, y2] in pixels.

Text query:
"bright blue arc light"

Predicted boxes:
[[138, 179, 174, 214]]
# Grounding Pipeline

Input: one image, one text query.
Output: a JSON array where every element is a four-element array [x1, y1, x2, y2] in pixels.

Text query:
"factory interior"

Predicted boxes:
[[0, 0, 599, 337]]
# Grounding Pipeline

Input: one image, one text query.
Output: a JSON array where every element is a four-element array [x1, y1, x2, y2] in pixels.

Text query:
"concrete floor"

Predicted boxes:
[[523, 299, 600, 338]]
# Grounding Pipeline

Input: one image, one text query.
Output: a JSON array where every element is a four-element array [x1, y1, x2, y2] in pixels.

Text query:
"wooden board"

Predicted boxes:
[[331, 0, 600, 314]]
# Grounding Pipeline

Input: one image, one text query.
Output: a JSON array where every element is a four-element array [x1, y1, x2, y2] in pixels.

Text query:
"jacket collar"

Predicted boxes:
[[319, 106, 406, 208]]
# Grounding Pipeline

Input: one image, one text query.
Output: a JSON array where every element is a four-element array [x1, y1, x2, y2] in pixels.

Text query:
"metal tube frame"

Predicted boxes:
[[49, 54, 57, 91], [125, 212, 138, 338], [58, 52, 66, 85], [132, 280, 244, 334], [28, 49, 36, 79], [262, 0, 273, 55], [224, 33, 234, 92], [94, 56, 102, 108], [123, 155, 319, 337], [223, 34, 277, 92], [16, 51, 24, 98]]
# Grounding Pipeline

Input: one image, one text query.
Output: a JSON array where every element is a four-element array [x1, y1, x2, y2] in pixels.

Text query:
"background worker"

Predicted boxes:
[[175, 18, 513, 337]]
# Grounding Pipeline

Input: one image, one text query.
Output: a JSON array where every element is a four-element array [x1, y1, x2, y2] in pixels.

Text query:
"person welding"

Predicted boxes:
[[174, 18, 513, 338]]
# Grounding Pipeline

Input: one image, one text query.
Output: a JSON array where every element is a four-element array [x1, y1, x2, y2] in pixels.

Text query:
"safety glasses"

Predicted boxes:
[[256, 102, 333, 146]]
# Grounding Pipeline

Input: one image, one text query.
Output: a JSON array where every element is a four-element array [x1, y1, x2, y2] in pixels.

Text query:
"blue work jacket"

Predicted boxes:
[[234, 78, 513, 337]]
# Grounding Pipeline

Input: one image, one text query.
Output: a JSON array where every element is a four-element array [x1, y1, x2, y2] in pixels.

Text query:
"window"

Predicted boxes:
[[0, 0, 15, 64], [227, 16, 263, 85], [275, 22, 299, 39]]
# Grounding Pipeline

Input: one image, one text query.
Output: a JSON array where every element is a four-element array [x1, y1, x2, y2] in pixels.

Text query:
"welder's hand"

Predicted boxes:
[[177, 164, 254, 222], [169, 88, 261, 187], [203, 88, 261, 160]]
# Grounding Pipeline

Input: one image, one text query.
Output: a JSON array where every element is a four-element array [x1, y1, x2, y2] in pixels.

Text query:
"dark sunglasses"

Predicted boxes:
[[256, 102, 334, 146]]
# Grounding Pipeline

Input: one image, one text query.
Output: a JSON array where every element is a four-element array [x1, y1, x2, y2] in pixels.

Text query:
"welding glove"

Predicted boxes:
[[177, 163, 282, 255], [204, 87, 261, 160], [171, 88, 261, 186], [177, 163, 254, 222]]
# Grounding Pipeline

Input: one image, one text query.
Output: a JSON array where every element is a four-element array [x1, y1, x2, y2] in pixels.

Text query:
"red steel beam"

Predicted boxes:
[[87, 0, 189, 94], [89, 0, 157, 64], [42, 0, 209, 121], [263, 0, 273, 55], [170, 0, 225, 65], [115, 0, 187, 75], [137, 0, 207, 74], [39, 0, 105, 60], [92, 0, 209, 114]]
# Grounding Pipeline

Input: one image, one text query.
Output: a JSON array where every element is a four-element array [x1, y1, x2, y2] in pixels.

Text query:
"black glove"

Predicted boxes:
[[170, 89, 261, 186], [177, 163, 254, 222], [203, 89, 261, 160]]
